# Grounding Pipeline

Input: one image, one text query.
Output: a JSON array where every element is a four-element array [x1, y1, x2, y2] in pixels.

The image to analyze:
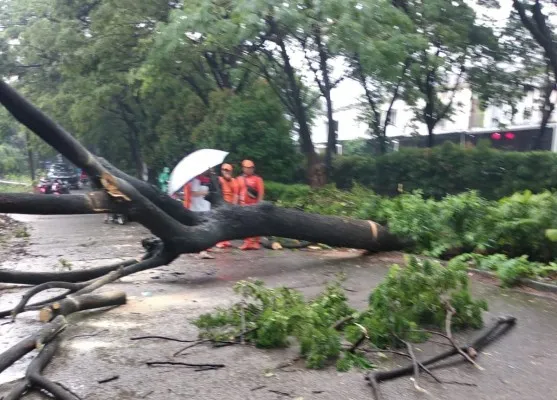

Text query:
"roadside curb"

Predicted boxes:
[[468, 268, 557, 294]]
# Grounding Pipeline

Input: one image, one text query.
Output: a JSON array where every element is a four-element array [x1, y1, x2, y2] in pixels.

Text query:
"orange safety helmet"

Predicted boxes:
[[241, 159, 255, 168], [221, 163, 233, 171]]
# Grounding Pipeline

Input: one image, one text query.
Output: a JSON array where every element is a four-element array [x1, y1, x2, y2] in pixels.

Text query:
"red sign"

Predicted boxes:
[[491, 132, 501, 140], [504, 132, 515, 140]]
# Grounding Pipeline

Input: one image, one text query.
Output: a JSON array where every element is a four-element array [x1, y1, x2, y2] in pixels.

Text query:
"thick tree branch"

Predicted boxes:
[[0, 315, 67, 374], [513, 0, 557, 78], [4, 339, 81, 400], [39, 291, 127, 322], [366, 316, 516, 389], [0, 259, 138, 287]]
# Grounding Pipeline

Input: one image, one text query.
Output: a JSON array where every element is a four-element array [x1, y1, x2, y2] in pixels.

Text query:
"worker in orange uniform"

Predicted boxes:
[[215, 163, 239, 249], [237, 159, 265, 250]]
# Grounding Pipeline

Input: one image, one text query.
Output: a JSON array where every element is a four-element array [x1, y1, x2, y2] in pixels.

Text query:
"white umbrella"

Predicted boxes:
[[167, 149, 229, 195]]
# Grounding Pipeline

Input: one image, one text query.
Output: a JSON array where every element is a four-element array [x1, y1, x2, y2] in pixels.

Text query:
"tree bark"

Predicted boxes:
[[272, 33, 320, 185], [39, 291, 127, 322], [513, 0, 557, 80], [0, 315, 66, 374], [534, 75, 556, 150], [25, 130, 35, 182]]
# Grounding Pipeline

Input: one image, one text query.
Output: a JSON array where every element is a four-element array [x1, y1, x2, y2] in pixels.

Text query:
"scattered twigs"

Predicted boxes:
[[97, 375, 119, 384], [443, 301, 483, 370], [38, 291, 127, 322], [362, 348, 442, 384], [348, 323, 369, 353], [0, 315, 67, 374], [146, 361, 225, 371], [173, 328, 259, 356], [404, 340, 430, 395], [130, 335, 197, 343], [172, 339, 212, 356], [365, 316, 517, 399], [333, 315, 355, 330], [268, 389, 292, 397]]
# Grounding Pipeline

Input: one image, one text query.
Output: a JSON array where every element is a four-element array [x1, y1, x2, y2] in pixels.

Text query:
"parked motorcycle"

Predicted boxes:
[[36, 178, 53, 194], [51, 179, 70, 195], [80, 170, 89, 187], [35, 178, 70, 195]]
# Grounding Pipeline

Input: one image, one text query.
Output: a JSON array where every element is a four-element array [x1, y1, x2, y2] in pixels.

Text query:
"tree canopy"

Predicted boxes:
[[0, 0, 554, 182]]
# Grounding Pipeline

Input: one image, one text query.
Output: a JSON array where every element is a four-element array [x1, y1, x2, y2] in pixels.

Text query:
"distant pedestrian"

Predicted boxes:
[[158, 167, 170, 193]]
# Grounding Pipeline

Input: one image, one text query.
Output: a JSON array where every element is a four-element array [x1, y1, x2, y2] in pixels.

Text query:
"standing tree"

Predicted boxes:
[[338, 0, 421, 154], [512, 0, 557, 78], [511, 0, 556, 146], [1, 0, 182, 177], [393, 0, 500, 147]]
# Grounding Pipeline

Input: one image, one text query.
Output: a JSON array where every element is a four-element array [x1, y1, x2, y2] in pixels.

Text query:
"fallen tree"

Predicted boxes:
[[0, 80, 515, 399]]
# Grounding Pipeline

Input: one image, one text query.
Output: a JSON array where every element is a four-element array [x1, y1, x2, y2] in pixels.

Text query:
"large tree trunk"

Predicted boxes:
[[274, 35, 321, 186], [324, 94, 336, 176], [534, 77, 556, 150], [25, 130, 35, 181]]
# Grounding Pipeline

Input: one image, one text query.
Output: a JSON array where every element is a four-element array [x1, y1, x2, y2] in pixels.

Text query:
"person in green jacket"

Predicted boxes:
[[158, 167, 170, 192]]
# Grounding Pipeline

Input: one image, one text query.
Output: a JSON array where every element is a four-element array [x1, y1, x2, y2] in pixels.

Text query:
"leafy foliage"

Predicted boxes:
[[265, 181, 557, 265], [194, 257, 487, 371], [449, 253, 557, 287]]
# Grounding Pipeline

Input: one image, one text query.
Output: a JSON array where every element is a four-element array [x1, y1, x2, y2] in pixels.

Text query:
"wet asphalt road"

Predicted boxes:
[[1, 210, 557, 400]]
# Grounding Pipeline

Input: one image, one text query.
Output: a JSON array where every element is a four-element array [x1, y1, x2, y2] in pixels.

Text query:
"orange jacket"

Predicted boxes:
[[218, 176, 239, 204], [238, 174, 264, 205], [183, 182, 192, 209]]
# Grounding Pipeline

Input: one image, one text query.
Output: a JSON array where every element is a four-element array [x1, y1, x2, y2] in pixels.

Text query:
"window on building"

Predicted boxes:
[[386, 109, 398, 126], [523, 107, 533, 122]]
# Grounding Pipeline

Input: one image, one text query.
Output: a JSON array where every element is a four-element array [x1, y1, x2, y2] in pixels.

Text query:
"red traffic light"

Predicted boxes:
[[491, 132, 501, 140], [504, 132, 515, 140]]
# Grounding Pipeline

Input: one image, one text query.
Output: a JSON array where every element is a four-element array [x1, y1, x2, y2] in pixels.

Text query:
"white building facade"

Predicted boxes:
[[312, 80, 557, 151]]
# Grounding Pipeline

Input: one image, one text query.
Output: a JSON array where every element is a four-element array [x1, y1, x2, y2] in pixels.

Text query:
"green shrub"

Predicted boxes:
[[264, 181, 310, 203], [266, 182, 557, 263], [449, 253, 557, 287], [331, 144, 557, 200]]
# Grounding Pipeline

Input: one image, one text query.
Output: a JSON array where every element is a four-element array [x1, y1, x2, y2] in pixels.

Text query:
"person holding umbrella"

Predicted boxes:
[[237, 159, 265, 250], [215, 163, 239, 249], [183, 171, 213, 259]]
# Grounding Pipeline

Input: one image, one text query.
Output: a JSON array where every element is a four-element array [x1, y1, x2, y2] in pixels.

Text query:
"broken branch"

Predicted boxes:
[[39, 291, 127, 322], [365, 316, 516, 397], [4, 340, 81, 400], [444, 301, 483, 370], [0, 315, 67, 374]]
